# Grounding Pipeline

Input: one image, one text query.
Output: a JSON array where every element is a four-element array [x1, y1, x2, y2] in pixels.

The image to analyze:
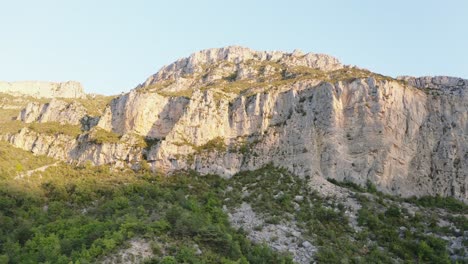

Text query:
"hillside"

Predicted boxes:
[[0, 46, 467, 263]]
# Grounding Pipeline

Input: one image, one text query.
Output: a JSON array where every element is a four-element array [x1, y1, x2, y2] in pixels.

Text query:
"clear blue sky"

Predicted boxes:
[[1, 0, 466, 95]]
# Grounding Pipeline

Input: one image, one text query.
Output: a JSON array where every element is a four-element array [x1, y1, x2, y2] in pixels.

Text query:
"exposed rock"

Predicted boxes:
[[0, 81, 86, 98], [397, 76, 468, 96], [18, 99, 87, 125], [7, 127, 77, 161], [81, 115, 100, 131], [294, 195, 304, 202], [97, 90, 189, 138], [229, 202, 315, 264], [141, 46, 342, 88], [101, 238, 153, 264], [2, 47, 467, 202], [139, 76, 466, 202], [6, 128, 144, 168]]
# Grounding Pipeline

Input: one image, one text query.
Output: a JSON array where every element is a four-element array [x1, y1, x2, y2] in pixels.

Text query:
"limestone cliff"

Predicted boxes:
[[0, 81, 86, 99], [6, 127, 144, 168], [18, 99, 88, 125], [1, 46, 466, 202]]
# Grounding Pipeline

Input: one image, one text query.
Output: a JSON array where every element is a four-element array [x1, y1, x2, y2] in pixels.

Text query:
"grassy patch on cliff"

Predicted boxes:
[[195, 137, 227, 153], [142, 61, 405, 101], [0, 141, 54, 179], [0, 108, 20, 123], [66, 95, 115, 116], [89, 128, 121, 144], [157, 89, 193, 99], [28, 122, 82, 138], [0, 120, 24, 134]]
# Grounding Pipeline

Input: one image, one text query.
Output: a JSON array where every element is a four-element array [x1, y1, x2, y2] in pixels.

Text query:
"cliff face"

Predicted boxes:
[[0, 81, 86, 99], [1, 46, 466, 201], [6, 128, 144, 168], [137, 77, 465, 201], [97, 91, 189, 138], [18, 99, 88, 125]]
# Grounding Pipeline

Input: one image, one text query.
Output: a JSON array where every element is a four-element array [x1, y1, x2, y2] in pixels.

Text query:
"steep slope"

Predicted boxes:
[[1, 46, 466, 202]]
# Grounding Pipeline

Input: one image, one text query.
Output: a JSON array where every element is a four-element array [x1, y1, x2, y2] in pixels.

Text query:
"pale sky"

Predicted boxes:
[[0, 0, 466, 95]]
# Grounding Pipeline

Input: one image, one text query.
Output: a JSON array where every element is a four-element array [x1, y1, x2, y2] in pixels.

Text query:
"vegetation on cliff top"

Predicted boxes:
[[136, 59, 407, 101]]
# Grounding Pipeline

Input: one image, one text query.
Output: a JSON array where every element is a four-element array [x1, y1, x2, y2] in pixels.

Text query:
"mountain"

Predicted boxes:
[[1, 46, 466, 202], [0, 46, 467, 263]]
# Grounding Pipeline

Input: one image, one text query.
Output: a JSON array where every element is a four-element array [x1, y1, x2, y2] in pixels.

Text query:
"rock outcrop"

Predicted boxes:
[[2, 46, 467, 202], [0, 81, 86, 99], [18, 99, 88, 125], [97, 91, 189, 138], [6, 128, 144, 168]]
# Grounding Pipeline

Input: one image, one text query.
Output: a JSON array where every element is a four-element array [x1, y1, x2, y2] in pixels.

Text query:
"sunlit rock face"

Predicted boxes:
[[4, 46, 467, 201], [18, 99, 87, 125]]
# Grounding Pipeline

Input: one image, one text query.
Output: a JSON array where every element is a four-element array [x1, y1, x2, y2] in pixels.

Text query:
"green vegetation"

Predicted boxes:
[[356, 198, 452, 263], [195, 137, 226, 153], [65, 95, 115, 116], [404, 195, 468, 214], [133, 60, 409, 102], [0, 160, 293, 263], [0, 141, 54, 179], [0, 93, 41, 135], [225, 166, 383, 263], [327, 178, 368, 193], [0, 120, 24, 135], [224, 168, 463, 263], [89, 128, 121, 144], [231, 139, 260, 156], [0, 119, 464, 264], [327, 178, 468, 214], [0, 108, 20, 123], [223, 72, 238, 82], [0, 141, 464, 263], [173, 136, 227, 154], [157, 89, 193, 99], [137, 80, 175, 94], [143, 137, 161, 151], [0, 92, 49, 107], [200, 65, 404, 100], [29, 122, 82, 138]]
